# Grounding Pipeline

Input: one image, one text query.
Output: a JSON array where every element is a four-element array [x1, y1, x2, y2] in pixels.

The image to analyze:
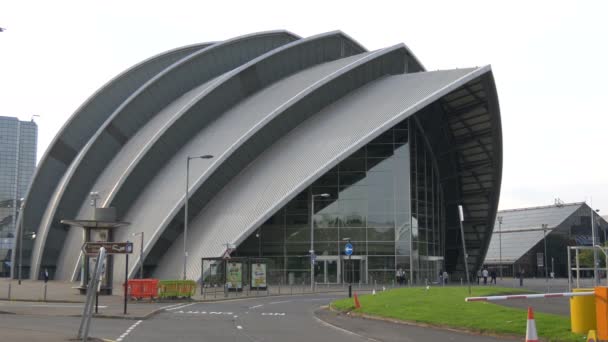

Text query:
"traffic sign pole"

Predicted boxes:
[[344, 242, 353, 298], [124, 251, 128, 315]]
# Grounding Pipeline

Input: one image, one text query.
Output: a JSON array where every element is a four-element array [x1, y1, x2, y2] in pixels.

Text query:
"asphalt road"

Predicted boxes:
[[0, 312, 134, 341], [117, 294, 513, 342]]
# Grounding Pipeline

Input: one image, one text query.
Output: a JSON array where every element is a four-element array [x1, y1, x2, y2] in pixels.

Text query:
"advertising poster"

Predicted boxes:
[[226, 262, 242, 289], [251, 263, 267, 289]]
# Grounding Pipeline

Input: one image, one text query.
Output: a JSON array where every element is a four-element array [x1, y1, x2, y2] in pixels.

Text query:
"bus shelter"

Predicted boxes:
[[201, 257, 270, 292]]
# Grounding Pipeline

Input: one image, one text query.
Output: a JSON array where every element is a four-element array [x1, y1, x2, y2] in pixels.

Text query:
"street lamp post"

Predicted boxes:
[[591, 206, 599, 286], [18, 198, 24, 285], [458, 205, 471, 295], [497, 216, 503, 280], [184, 155, 213, 280], [310, 192, 329, 290], [542, 224, 548, 285], [132, 232, 144, 279]]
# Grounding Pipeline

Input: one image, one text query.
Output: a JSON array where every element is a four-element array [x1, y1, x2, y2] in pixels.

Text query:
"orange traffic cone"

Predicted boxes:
[[353, 292, 361, 309], [525, 307, 539, 342]]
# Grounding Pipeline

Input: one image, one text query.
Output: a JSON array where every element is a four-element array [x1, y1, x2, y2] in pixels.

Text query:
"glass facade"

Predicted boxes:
[[235, 117, 444, 285], [0, 116, 37, 277]]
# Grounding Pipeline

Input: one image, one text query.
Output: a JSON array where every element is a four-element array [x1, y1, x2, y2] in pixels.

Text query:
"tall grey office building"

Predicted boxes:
[[0, 116, 37, 277]]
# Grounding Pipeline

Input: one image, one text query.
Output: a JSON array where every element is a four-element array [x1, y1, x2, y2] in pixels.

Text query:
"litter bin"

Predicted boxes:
[[570, 288, 596, 333]]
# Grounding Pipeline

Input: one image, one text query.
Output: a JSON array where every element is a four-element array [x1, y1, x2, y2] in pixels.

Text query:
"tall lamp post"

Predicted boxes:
[[542, 224, 548, 285], [591, 207, 601, 285], [183, 155, 213, 280], [497, 216, 503, 280], [458, 205, 471, 295], [132, 232, 144, 279], [310, 192, 329, 290], [18, 198, 24, 285]]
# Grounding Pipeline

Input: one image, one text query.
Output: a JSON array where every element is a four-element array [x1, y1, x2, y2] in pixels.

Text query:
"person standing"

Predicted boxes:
[[43, 268, 49, 283], [443, 270, 448, 285], [519, 269, 524, 287], [490, 269, 497, 285], [482, 267, 489, 285]]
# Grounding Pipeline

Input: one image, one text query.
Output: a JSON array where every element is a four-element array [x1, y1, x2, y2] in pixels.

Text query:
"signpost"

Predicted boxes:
[[344, 241, 353, 298], [82, 242, 133, 256], [83, 241, 133, 314]]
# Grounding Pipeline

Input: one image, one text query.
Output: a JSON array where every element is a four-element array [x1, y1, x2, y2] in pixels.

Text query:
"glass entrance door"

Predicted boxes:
[[341, 256, 367, 284], [315, 257, 339, 284]]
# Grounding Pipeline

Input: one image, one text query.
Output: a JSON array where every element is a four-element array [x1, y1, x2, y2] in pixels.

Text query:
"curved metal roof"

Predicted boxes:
[[31, 31, 300, 278], [21, 30, 501, 282], [154, 66, 497, 279], [54, 31, 369, 279], [10, 41, 212, 278]]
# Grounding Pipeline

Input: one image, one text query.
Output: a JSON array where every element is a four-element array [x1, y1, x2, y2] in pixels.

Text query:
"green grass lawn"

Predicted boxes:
[[331, 286, 584, 342]]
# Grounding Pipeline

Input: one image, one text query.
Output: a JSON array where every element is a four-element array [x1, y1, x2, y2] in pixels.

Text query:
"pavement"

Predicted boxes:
[[0, 276, 592, 341]]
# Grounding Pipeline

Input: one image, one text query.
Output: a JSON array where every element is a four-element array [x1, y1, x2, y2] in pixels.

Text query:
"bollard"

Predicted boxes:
[[214, 285, 217, 299], [348, 284, 352, 298], [8, 282, 11, 300], [43, 283, 47, 302]]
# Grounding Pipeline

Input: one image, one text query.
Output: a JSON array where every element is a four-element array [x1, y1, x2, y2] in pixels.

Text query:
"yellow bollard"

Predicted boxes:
[[587, 329, 598, 342], [571, 288, 596, 334]]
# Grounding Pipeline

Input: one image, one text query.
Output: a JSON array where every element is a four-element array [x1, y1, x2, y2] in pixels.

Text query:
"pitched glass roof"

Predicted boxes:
[[484, 203, 582, 264]]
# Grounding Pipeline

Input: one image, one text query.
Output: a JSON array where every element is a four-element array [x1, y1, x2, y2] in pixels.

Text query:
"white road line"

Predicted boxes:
[[166, 303, 195, 311], [237, 325, 243, 330], [313, 316, 380, 342], [269, 300, 291, 305], [248, 304, 263, 309], [116, 319, 143, 342], [160, 303, 185, 310]]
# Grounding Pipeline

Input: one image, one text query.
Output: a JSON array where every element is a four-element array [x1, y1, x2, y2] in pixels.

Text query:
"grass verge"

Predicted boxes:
[[331, 286, 584, 342]]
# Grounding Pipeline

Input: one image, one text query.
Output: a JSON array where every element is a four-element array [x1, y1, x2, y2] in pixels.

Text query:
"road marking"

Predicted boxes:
[[248, 304, 263, 309], [237, 325, 243, 330], [166, 303, 195, 311], [261, 312, 286, 316], [269, 300, 291, 305], [116, 320, 143, 342], [160, 303, 185, 310], [314, 316, 381, 342]]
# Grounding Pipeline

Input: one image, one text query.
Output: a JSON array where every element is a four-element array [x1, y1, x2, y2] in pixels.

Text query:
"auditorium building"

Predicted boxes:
[[14, 30, 502, 285]]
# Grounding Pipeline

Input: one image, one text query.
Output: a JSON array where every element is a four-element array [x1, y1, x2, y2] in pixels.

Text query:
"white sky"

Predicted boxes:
[[1, 0, 607, 213]]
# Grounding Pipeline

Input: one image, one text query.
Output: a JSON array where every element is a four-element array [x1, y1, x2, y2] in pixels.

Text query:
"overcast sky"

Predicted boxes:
[[1, 0, 607, 213]]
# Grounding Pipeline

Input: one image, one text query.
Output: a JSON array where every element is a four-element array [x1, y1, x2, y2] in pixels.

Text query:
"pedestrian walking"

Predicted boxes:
[[443, 271, 448, 285], [490, 269, 497, 285], [396, 268, 404, 286], [519, 269, 524, 287], [43, 268, 49, 283], [482, 267, 489, 285]]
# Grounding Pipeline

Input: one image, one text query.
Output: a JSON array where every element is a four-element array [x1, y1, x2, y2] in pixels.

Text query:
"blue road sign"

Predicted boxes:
[[344, 243, 353, 256]]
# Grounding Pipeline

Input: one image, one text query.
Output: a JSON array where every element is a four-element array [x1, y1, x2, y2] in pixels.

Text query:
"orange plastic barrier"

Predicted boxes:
[[128, 279, 159, 300], [595, 287, 608, 341]]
